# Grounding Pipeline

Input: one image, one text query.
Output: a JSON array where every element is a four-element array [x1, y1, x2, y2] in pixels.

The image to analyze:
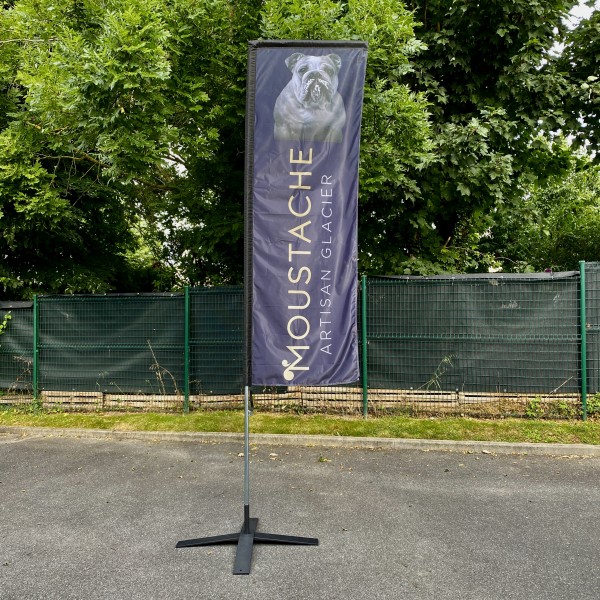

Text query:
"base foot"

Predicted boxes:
[[176, 517, 318, 575]]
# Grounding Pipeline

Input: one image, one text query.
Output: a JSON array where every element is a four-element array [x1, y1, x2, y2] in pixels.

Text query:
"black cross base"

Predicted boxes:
[[176, 507, 319, 575]]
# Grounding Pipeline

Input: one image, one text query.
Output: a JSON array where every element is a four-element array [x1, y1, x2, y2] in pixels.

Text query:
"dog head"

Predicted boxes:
[[285, 53, 342, 108]]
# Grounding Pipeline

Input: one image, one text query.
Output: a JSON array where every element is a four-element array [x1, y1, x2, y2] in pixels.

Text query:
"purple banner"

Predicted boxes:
[[249, 41, 367, 386]]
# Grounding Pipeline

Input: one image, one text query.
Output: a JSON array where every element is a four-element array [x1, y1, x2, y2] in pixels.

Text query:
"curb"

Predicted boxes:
[[1, 425, 599, 456]]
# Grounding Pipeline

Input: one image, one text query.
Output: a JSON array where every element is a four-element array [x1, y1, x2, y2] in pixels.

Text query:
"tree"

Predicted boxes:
[[395, 0, 587, 274], [483, 159, 600, 272], [0, 0, 174, 297], [1, 0, 598, 298], [242, 0, 599, 276], [1, 0, 432, 295], [0, 0, 277, 295], [553, 7, 600, 155], [147, 0, 434, 286]]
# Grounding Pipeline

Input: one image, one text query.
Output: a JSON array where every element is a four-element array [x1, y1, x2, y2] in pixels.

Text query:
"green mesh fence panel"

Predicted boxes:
[[0, 266, 597, 414], [0, 302, 34, 398], [585, 263, 600, 395], [38, 295, 185, 400], [367, 273, 580, 395], [189, 287, 244, 395]]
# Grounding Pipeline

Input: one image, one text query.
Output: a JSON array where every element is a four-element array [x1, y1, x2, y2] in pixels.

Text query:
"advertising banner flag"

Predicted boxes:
[[247, 40, 367, 386]]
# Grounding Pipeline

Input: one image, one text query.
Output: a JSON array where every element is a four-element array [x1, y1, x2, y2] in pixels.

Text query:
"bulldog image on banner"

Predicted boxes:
[[273, 53, 346, 142]]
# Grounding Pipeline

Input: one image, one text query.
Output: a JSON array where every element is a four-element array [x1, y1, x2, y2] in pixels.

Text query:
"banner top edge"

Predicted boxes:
[[249, 39, 368, 49]]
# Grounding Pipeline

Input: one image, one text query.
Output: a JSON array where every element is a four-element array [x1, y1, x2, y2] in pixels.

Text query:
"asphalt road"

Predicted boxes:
[[1, 431, 599, 600]]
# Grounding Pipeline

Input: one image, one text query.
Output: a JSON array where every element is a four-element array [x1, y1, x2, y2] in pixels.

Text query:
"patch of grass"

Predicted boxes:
[[0, 409, 245, 433], [1, 407, 599, 445]]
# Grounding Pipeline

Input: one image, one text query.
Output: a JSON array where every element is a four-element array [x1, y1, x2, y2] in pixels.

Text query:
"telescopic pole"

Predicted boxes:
[[243, 385, 251, 533], [176, 40, 317, 574]]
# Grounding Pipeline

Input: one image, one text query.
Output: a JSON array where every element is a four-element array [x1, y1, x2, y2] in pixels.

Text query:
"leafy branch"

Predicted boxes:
[[0, 313, 11, 338]]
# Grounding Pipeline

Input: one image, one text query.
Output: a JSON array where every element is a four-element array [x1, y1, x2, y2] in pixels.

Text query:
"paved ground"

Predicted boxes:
[[1, 431, 599, 600]]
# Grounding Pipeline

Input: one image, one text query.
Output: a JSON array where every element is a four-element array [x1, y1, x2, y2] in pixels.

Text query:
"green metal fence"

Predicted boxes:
[[189, 287, 245, 398], [37, 293, 185, 409], [1, 264, 598, 418], [0, 301, 34, 401], [365, 270, 582, 417]]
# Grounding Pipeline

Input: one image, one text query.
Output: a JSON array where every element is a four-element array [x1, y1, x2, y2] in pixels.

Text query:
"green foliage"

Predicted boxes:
[[485, 161, 600, 272], [0, 0, 240, 296], [554, 9, 600, 154], [13, 0, 174, 178], [525, 397, 544, 419], [586, 394, 600, 418], [1, 0, 598, 295], [0, 311, 10, 337], [0, 0, 176, 297], [394, 0, 586, 274], [525, 396, 582, 420]]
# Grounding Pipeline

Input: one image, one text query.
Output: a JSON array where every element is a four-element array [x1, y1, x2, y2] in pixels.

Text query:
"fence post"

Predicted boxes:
[[32, 295, 39, 404], [183, 286, 190, 414], [361, 275, 368, 418], [580, 261, 587, 421]]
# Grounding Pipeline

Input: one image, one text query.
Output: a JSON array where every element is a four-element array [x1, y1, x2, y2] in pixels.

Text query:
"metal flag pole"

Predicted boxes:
[[176, 383, 317, 575], [176, 40, 318, 575]]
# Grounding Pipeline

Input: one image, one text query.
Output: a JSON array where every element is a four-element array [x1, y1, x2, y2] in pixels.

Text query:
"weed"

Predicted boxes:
[[548, 399, 579, 420], [586, 393, 600, 417], [525, 397, 544, 419], [9, 356, 33, 396], [147, 341, 180, 396], [25, 397, 43, 415], [523, 397, 581, 420], [420, 354, 455, 391]]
